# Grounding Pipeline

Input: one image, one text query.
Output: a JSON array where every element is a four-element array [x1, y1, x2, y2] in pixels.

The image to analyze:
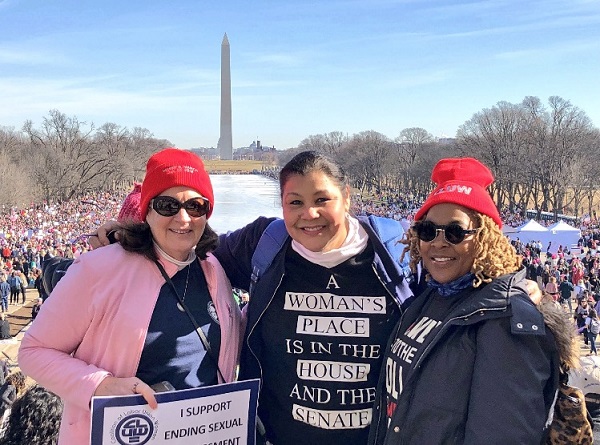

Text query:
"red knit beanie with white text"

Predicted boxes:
[[414, 157, 502, 228], [139, 148, 214, 220]]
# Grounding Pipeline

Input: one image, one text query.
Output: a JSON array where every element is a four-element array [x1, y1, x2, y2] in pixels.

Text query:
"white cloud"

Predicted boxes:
[[0, 76, 218, 127], [250, 53, 304, 67], [0, 47, 67, 65], [494, 39, 600, 61], [383, 69, 454, 89]]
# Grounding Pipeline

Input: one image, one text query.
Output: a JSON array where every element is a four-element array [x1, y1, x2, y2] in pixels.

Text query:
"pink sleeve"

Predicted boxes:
[[18, 255, 111, 411]]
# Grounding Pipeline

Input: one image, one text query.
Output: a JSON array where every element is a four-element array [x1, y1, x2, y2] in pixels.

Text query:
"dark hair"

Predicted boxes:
[[118, 222, 219, 261], [0, 385, 63, 445], [5, 371, 26, 394], [279, 151, 350, 199]]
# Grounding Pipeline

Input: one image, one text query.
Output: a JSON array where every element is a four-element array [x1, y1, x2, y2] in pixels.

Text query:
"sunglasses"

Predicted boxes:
[[413, 220, 479, 245], [151, 196, 210, 218]]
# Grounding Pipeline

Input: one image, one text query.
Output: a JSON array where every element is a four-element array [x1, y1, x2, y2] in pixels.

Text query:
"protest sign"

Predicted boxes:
[[91, 379, 259, 445]]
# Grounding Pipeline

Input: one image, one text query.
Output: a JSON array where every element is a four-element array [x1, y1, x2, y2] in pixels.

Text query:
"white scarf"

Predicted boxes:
[[291, 215, 369, 268], [154, 242, 197, 270]]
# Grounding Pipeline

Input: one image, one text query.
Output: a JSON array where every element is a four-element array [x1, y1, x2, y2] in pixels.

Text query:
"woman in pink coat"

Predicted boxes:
[[19, 149, 242, 445]]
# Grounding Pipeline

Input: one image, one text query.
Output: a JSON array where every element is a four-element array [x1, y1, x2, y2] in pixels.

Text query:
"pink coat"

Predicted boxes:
[[19, 244, 242, 445]]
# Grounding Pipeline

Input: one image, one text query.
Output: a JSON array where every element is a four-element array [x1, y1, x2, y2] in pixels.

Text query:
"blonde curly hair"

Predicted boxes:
[[403, 213, 522, 288]]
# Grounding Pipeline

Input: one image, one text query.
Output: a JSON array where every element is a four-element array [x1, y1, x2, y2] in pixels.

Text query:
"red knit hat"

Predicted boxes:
[[414, 157, 502, 228], [117, 182, 142, 222], [140, 148, 214, 220]]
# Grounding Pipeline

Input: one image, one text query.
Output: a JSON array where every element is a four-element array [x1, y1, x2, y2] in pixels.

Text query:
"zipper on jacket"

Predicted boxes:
[[247, 272, 285, 390], [389, 304, 507, 443], [371, 264, 405, 314]]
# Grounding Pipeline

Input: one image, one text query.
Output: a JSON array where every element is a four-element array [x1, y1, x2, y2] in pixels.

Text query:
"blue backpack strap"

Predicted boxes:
[[249, 219, 289, 296], [368, 215, 414, 286]]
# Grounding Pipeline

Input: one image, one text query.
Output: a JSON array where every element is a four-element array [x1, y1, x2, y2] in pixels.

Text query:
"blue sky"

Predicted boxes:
[[1, 0, 598, 150]]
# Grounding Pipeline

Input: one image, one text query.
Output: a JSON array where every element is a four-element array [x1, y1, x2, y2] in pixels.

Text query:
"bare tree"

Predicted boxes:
[[393, 127, 436, 194], [20, 110, 172, 202], [322, 131, 348, 157], [521, 96, 594, 218], [22, 110, 99, 200], [0, 126, 22, 153], [582, 129, 600, 216], [340, 131, 393, 193], [298, 134, 328, 153], [0, 127, 37, 207], [297, 131, 348, 157], [456, 101, 528, 213], [94, 123, 132, 189]]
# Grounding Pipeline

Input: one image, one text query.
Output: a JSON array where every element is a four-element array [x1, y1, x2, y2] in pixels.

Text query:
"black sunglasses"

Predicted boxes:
[[151, 196, 210, 218], [413, 220, 479, 244]]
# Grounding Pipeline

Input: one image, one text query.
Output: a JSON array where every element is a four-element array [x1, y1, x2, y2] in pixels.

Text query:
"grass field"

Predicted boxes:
[[203, 159, 275, 173]]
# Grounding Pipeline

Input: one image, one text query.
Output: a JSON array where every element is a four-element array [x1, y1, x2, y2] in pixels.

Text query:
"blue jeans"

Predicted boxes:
[[0, 296, 7, 312], [589, 331, 598, 354]]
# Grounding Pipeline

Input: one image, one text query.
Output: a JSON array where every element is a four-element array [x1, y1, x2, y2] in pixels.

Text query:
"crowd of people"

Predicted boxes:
[[0, 192, 127, 443], [1, 190, 127, 269], [0, 191, 129, 313], [351, 185, 600, 232], [3, 178, 600, 284]]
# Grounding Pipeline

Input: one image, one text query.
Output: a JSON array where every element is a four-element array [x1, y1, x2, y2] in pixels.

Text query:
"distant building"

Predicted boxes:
[[234, 141, 277, 161], [192, 143, 277, 163], [190, 147, 220, 160]]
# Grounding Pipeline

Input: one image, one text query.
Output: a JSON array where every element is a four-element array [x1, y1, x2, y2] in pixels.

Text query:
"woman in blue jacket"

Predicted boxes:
[[213, 151, 417, 445]]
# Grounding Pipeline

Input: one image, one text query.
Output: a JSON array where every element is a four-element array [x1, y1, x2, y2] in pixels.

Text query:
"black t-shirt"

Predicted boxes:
[[137, 260, 221, 389], [258, 244, 400, 445], [385, 290, 465, 432]]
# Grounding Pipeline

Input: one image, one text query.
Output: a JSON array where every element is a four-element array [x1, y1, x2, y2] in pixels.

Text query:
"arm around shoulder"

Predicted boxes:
[[213, 216, 278, 290]]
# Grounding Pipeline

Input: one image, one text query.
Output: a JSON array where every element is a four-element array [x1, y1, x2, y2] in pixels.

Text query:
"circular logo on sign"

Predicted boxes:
[[115, 414, 154, 445]]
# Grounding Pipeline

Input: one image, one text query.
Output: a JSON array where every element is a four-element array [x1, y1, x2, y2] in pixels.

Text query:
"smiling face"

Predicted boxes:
[[145, 186, 207, 261], [419, 203, 479, 284], [281, 171, 351, 252]]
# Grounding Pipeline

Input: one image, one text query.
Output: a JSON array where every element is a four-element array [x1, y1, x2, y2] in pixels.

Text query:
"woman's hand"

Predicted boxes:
[[94, 376, 158, 410], [526, 279, 543, 305], [89, 220, 121, 249]]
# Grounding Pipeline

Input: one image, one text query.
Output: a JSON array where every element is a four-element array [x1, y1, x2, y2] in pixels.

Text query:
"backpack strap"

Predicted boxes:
[[368, 215, 414, 286], [249, 219, 289, 297]]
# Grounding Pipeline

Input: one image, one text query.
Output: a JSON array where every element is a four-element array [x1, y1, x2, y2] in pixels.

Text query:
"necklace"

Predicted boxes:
[[176, 265, 192, 312]]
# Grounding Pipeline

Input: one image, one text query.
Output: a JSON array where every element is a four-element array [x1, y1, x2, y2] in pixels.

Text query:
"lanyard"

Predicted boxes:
[[154, 260, 225, 383]]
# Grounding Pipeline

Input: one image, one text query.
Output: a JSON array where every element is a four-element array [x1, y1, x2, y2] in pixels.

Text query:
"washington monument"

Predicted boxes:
[[218, 33, 233, 160]]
